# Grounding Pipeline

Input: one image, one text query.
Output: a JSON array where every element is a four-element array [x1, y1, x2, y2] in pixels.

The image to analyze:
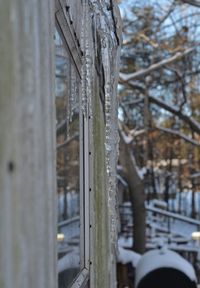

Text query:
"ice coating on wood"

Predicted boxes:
[[81, 0, 121, 284], [81, 2, 122, 286], [91, 0, 121, 269], [69, 64, 79, 121], [81, 0, 93, 117], [100, 4, 117, 245]]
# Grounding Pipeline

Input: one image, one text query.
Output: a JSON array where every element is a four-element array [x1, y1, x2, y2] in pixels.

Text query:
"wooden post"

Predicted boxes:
[[0, 1, 57, 288]]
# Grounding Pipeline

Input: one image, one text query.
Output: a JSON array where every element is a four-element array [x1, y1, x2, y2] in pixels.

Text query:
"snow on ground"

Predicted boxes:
[[118, 236, 132, 248], [117, 245, 141, 268]]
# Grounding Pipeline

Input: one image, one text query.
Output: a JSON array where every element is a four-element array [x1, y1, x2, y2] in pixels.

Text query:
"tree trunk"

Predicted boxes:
[[119, 134, 146, 254]]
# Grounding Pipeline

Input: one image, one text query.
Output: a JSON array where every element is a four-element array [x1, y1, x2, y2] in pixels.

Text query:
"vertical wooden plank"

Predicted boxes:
[[0, 1, 56, 288], [91, 83, 110, 288]]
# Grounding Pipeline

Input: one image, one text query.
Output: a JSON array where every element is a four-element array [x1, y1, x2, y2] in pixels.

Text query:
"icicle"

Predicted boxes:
[[81, 0, 94, 118], [82, 1, 121, 285], [97, 0, 120, 260], [73, 66, 80, 114], [69, 64, 76, 122], [66, 56, 71, 138]]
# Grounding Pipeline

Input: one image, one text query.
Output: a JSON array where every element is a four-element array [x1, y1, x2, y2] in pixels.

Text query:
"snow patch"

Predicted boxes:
[[117, 246, 141, 268], [135, 249, 197, 287]]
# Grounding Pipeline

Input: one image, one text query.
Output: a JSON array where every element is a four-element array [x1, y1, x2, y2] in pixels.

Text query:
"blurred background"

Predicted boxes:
[[117, 0, 200, 286]]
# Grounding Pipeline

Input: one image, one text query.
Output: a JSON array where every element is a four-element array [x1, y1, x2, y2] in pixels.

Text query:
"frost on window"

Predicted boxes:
[[55, 30, 80, 288]]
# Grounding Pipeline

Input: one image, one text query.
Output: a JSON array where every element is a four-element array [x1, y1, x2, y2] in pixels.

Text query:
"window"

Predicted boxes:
[[55, 3, 89, 286], [55, 30, 81, 287]]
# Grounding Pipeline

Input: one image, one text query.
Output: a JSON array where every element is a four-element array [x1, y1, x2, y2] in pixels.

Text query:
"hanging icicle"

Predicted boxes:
[[81, 0, 94, 118], [81, 1, 121, 286], [89, 1, 121, 284]]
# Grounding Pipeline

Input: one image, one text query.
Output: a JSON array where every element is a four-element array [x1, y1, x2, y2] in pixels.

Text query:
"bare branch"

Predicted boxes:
[[118, 121, 134, 144], [180, 0, 200, 8], [123, 98, 144, 106], [119, 82, 200, 135], [130, 129, 146, 137], [118, 79, 146, 93], [56, 119, 67, 135], [120, 47, 195, 82], [149, 95, 200, 134], [165, 66, 187, 110], [56, 132, 79, 149], [156, 126, 200, 146], [156, 1, 176, 29]]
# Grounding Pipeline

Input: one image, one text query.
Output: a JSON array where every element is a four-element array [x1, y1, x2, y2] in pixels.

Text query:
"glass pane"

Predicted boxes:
[[55, 30, 81, 288]]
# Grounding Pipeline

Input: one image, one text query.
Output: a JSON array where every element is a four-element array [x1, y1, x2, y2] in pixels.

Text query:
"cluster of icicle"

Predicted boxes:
[[81, 0, 93, 117], [81, 0, 121, 284], [55, 29, 80, 138]]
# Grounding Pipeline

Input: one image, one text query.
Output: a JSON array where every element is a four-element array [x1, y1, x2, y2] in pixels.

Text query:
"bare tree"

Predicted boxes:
[[118, 0, 200, 252]]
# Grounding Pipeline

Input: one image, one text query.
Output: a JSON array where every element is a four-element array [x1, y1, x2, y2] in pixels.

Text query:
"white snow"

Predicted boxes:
[[117, 174, 128, 187], [117, 246, 141, 268], [118, 236, 133, 248], [190, 172, 200, 179], [136, 166, 147, 180], [135, 249, 197, 288], [146, 204, 200, 226], [121, 130, 133, 144], [150, 199, 167, 209]]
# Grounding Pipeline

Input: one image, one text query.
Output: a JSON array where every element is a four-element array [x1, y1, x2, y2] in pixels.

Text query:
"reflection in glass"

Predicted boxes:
[[55, 30, 80, 288]]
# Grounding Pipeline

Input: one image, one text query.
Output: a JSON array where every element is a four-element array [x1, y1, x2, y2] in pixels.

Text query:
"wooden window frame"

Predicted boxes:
[[55, 1, 90, 287], [55, 0, 82, 77]]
